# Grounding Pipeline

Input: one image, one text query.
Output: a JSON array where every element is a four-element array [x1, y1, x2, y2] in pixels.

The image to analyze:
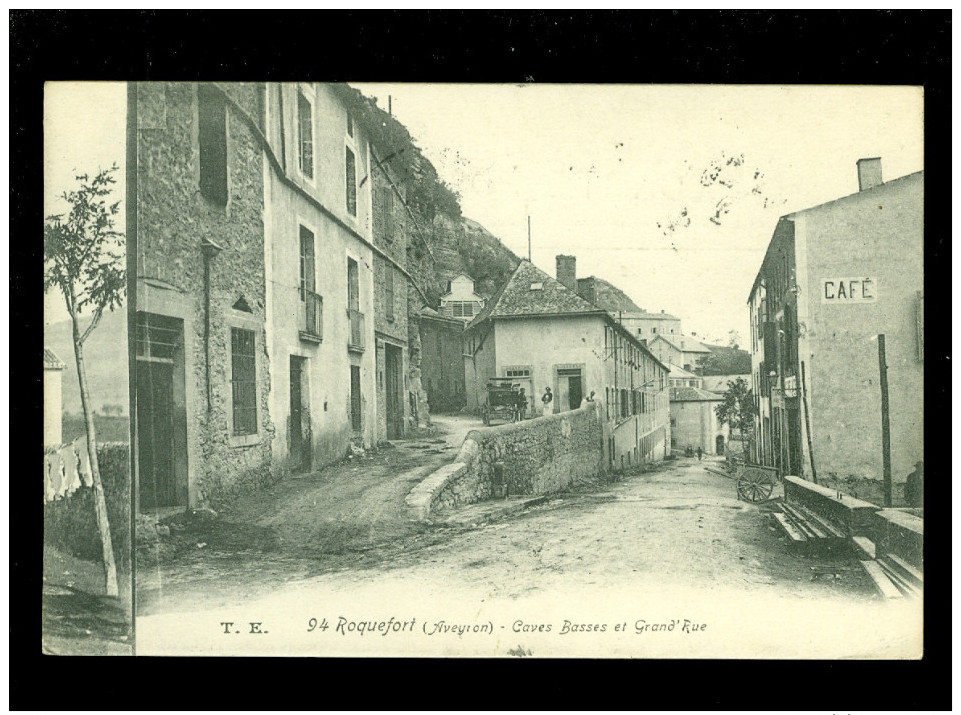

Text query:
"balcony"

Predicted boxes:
[[348, 308, 365, 352], [299, 290, 323, 343]]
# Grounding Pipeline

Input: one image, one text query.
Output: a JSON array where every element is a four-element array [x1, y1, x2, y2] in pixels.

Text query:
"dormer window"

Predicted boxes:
[[530, 282, 543, 291]]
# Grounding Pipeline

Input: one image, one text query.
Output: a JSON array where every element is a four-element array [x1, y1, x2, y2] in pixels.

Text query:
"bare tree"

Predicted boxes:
[[44, 165, 125, 598]]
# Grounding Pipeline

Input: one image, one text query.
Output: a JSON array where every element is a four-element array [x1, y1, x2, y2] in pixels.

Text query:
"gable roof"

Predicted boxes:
[[652, 333, 711, 354], [44, 347, 66, 370], [670, 386, 721, 402], [466, 259, 605, 328], [667, 363, 699, 379]]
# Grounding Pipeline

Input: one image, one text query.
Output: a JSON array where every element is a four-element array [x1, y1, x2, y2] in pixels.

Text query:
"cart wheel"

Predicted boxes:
[[510, 407, 518, 423], [736, 472, 775, 503]]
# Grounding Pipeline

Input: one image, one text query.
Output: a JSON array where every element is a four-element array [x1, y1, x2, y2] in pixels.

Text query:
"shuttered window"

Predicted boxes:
[[297, 91, 314, 179]]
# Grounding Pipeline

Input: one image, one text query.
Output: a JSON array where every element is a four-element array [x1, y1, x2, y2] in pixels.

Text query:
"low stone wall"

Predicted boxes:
[[407, 402, 604, 520], [783, 475, 881, 537]]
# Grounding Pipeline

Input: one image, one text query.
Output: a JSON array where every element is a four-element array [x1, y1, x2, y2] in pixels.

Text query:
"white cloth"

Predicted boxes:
[[541, 399, 553, 417]]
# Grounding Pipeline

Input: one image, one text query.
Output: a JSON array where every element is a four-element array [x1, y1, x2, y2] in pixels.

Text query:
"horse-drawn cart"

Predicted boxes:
[[482, 378, 527, 425]]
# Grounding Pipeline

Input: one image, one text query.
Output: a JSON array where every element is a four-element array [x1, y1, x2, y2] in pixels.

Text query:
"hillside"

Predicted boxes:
[[698, 343, 752, 376], [44, 308, 128, 416], [431, 214, 520, 300]]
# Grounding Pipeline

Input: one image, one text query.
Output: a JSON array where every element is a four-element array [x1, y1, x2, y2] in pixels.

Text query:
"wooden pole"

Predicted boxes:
[[878, 334, 893, 507], [527, 215, 531, 261], [800, 361, 817, 484]]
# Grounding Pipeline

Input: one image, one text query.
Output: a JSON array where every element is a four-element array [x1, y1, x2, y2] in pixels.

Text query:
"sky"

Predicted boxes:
[[44, 82, 127, 326], [43, 82, 923, 344], [353, 83, 924, 344]]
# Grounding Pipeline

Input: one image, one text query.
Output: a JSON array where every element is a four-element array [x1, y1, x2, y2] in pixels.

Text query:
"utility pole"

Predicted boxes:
[[527, 215, 531, 261], [878, 334, 892, 507]]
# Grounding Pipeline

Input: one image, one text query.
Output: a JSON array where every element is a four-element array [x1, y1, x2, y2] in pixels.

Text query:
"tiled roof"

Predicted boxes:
[[466, 260, 604, 328], [670, 386, 721, 402], [44, 347, 66, 369]]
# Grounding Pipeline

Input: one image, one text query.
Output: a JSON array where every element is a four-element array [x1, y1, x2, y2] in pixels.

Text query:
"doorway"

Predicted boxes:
[[557, 368, 583, 411], [135, 313, 187, 510], [715, 434, 725, 456], [289, 356, 311, 472], [350, 365, 362, 432], [384, 344, 404, 440]]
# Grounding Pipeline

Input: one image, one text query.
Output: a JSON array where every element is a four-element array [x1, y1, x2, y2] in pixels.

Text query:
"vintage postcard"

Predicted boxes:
[[43, 81, 924, 658]]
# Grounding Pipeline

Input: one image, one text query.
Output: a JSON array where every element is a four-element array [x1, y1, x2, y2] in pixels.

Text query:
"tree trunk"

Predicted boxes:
[[71, 316, 119, 598]]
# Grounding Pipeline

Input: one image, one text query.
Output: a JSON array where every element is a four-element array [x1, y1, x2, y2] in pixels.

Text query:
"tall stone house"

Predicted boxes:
[[747, 159, 923, 483], [129, 82, 420, 512], [463, 259, 671, 470]]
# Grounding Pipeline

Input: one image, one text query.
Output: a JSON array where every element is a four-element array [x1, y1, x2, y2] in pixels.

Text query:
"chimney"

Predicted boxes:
[[857, 157, 883, 191], [556, 255, 577, 292]]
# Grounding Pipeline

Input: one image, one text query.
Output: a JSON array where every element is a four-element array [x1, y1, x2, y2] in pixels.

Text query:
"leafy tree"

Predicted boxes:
[[44, 165, 125, 597], [714, 377, 756, 459]]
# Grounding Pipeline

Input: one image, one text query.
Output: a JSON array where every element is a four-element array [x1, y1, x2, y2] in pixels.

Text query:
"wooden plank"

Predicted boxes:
[[878, 559, 922, 598], [792, 502, 847, 538], [884, 553, 923, 587], [773, 512, 808, 542], [781, 504, 829, 539], [851, 535, 876, 560], [860, 560, 904, 600]]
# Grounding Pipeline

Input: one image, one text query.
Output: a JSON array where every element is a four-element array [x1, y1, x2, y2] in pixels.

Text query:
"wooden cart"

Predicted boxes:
[[482, 378, 527, 425]]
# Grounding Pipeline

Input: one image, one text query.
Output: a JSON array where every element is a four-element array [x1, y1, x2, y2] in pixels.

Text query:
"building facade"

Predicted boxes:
[[130, 82, 404, 511], [669, 386, 729, 456], [464, 260, 670, 470], [439, 274, 486, 323], [647, 333, 712, 373], [44, 348, 67, 446], [748, 160, 923, 484], [419, 307, 466, 413]]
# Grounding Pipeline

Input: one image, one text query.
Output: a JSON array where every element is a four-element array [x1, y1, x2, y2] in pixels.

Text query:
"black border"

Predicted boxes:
[[15, 10, 950, 712]]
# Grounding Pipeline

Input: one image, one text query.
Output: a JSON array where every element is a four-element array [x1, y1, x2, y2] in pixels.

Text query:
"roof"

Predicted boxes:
[[668, 363, 699, 379], [651, 333, 711, 354], [466, 259, 605, 328], [44, 347, 66, 370], [670, 386, 722, 402], [420, 306, 464, 327]]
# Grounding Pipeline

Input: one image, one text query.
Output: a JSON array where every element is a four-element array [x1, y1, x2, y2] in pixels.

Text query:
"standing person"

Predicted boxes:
[[517, 388, 528, 421], [904, 461, 923, 507], [541, 386, 553, 417], [696, 446, 703, 461]]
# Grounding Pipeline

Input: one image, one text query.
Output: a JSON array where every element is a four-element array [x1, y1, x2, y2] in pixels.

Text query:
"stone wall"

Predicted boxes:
[[407, 402, 605, 519]]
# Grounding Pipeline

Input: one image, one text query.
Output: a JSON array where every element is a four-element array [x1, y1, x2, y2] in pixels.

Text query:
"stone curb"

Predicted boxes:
[[441, 495, 550, 528]]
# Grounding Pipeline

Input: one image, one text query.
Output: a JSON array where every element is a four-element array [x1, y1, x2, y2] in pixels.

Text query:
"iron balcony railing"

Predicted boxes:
[[300, 290, 323, 341], [348, 308, 365, 351]]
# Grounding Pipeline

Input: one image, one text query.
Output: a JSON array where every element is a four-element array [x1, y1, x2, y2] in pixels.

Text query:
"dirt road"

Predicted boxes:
[[137, 450, 922, 658]]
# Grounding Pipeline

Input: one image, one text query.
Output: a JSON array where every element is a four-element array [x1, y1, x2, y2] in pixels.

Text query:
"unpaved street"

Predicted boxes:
[[137, 447, 921, 658]]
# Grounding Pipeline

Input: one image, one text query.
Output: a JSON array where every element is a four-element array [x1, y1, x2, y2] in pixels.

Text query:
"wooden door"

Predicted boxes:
[[385, 345, 403, 440], [137, 361, 176, 509], [289, 356, 310, 472]]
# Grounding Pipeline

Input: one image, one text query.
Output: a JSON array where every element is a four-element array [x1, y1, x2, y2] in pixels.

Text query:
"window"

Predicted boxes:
[[620, 389, 629, 419], [506, 368, 531, 378], [651, 327, 658, 334], [297, 91, 314, 179], [451, 301, 475, 318], [198, 85, 227, 205], [378, 189, 394, 243], [350, 365, 362, 431], [345, 146, 357, 216], [231, 328, 257, 435], [385, 266, 395, 322], [299, 225, 315, 299]]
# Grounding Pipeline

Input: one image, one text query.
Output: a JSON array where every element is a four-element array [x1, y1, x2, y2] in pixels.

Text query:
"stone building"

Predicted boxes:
[[418, 307, 466, 413], [44, 347, 66, 446], [129, 82, 397, 511], [747, 159, 923, 484], [647, 333, 712, 373], [463, 259, 670, 470], [669, 386, 729, 456]]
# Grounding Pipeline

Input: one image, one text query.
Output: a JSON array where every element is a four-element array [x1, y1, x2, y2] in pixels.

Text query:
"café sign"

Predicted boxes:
[[821, 277, 878, 303]]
